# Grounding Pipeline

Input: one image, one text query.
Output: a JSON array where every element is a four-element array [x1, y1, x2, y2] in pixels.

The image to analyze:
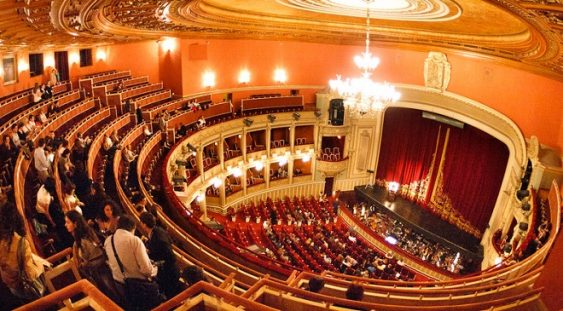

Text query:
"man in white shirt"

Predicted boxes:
[[34, 138, 51, 183], [104, 215, 157, 284], [104, 215, 158, 308]]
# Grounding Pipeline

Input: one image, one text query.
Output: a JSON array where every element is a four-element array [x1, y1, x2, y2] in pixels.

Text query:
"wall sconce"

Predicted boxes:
[[17, 60, 29, 73], [278, 155, 288, 166], [69, 52, 80, 64], [212, 177, 222, 188], [302, 154, 311, 162], [196, 192, 205, 202], [238, 69, 250, 84], [273, 68, 287, 83], [96, 49, 107, 61], [202, 70, 216, 88], [43, 53, 55, 69], [254, 161, 264, 171], [267, 114, 276, 123], [161, 38, 176, 52], [231, 167, 242, 178], [243, 118, 253, 127], [292, 112, 301, 121]]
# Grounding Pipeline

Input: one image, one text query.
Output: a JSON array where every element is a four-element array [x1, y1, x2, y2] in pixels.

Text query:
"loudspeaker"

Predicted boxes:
[[329, 99, 344, 126]]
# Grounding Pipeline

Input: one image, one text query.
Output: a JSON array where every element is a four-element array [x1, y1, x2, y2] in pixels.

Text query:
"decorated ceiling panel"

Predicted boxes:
[[0, 0, 561, 77]]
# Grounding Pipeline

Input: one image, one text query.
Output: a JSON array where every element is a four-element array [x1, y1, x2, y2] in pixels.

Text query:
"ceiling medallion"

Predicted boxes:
[[277, 0, 461, 21]]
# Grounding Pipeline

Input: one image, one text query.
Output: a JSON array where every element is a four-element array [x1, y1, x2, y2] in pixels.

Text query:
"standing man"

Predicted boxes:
[[104, 215, 160, 310], [139, 212, 182, 298]]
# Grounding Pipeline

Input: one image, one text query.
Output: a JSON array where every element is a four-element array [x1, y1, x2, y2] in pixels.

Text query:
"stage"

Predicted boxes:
[[354, 185, 483, 261]]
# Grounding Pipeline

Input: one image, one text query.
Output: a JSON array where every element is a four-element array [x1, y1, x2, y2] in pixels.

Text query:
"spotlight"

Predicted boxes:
[[292, 112, 301, 121], [314, 110, 322, 118], [243, 118, 253, 127], [267, 114, 276, 123]]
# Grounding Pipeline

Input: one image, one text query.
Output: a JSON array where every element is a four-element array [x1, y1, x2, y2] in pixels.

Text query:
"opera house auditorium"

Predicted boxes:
[[0, 0, 561, 310]]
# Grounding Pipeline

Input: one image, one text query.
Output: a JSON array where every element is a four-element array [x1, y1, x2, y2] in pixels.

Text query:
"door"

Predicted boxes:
[[324, 177, 334, 197], [54, 51, 69, 82]]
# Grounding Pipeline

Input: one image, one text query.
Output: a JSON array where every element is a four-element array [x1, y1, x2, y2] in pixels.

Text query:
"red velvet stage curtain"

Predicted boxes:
[[376, 108, 441, 202], [440, 125, 508, 232]]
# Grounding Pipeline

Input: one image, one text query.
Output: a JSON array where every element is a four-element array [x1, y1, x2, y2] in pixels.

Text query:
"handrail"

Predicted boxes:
[[15, 279, 123, 311], [290, 266, 543, 296], [242, 278, 543, 311], [153, 281, 279, 311]]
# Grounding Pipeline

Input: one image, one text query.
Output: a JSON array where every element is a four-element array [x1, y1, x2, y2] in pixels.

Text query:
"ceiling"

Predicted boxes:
[[0, 0, 562, 78]]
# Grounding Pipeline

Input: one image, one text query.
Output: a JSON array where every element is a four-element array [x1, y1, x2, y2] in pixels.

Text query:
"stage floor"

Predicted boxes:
[[355, 185, 483, 260]]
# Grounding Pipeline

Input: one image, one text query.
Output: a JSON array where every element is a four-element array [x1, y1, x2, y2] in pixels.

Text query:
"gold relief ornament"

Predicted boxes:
[[424, 52, 451, 93]]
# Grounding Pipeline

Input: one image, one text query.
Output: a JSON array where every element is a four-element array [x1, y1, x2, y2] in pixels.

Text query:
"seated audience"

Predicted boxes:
[[63, 183, 85, 214], [96, 200, 123, 236]]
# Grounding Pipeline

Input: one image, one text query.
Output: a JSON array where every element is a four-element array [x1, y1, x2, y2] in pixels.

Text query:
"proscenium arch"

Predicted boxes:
[[369, 84, 527, 254]]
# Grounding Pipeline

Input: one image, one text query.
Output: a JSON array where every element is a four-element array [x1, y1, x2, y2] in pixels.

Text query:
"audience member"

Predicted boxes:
[[96, 200, 122, 236], [49, 68, 59, 85], [36, 177, 56, 228], [8, 124, 22, 148], [306, 276, 325, 293], [123, 145, 137, 163], [64, 210, 121, 304], [102, 134, 114, 152], [143, 124, 153, 137], [31, 83, 43, 103], [197, 116, 206, 129], [34, 138, 51, 183], [139, 212, 181, 298], [346, 282, 364, 301], [63, 183, 85, 214], [0, 201, 46, 302], [104, 215, 160, 310], [182, 265, 208, 287]]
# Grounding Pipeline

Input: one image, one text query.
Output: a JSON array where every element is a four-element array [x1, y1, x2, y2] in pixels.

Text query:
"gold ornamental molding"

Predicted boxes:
[[316, 158, 349, 177]]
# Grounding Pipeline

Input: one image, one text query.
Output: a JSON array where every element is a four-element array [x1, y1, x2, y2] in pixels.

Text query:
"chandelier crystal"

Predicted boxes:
[[329, 0, 400, 117]]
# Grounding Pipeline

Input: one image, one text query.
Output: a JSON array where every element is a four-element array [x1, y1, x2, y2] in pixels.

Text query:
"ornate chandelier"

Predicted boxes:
[[329, 0, 400, 117]]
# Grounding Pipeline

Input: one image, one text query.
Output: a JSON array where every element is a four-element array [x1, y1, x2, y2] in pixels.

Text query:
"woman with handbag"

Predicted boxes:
[[64, 210, 124, 306], [0, 201, 46, 303]]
